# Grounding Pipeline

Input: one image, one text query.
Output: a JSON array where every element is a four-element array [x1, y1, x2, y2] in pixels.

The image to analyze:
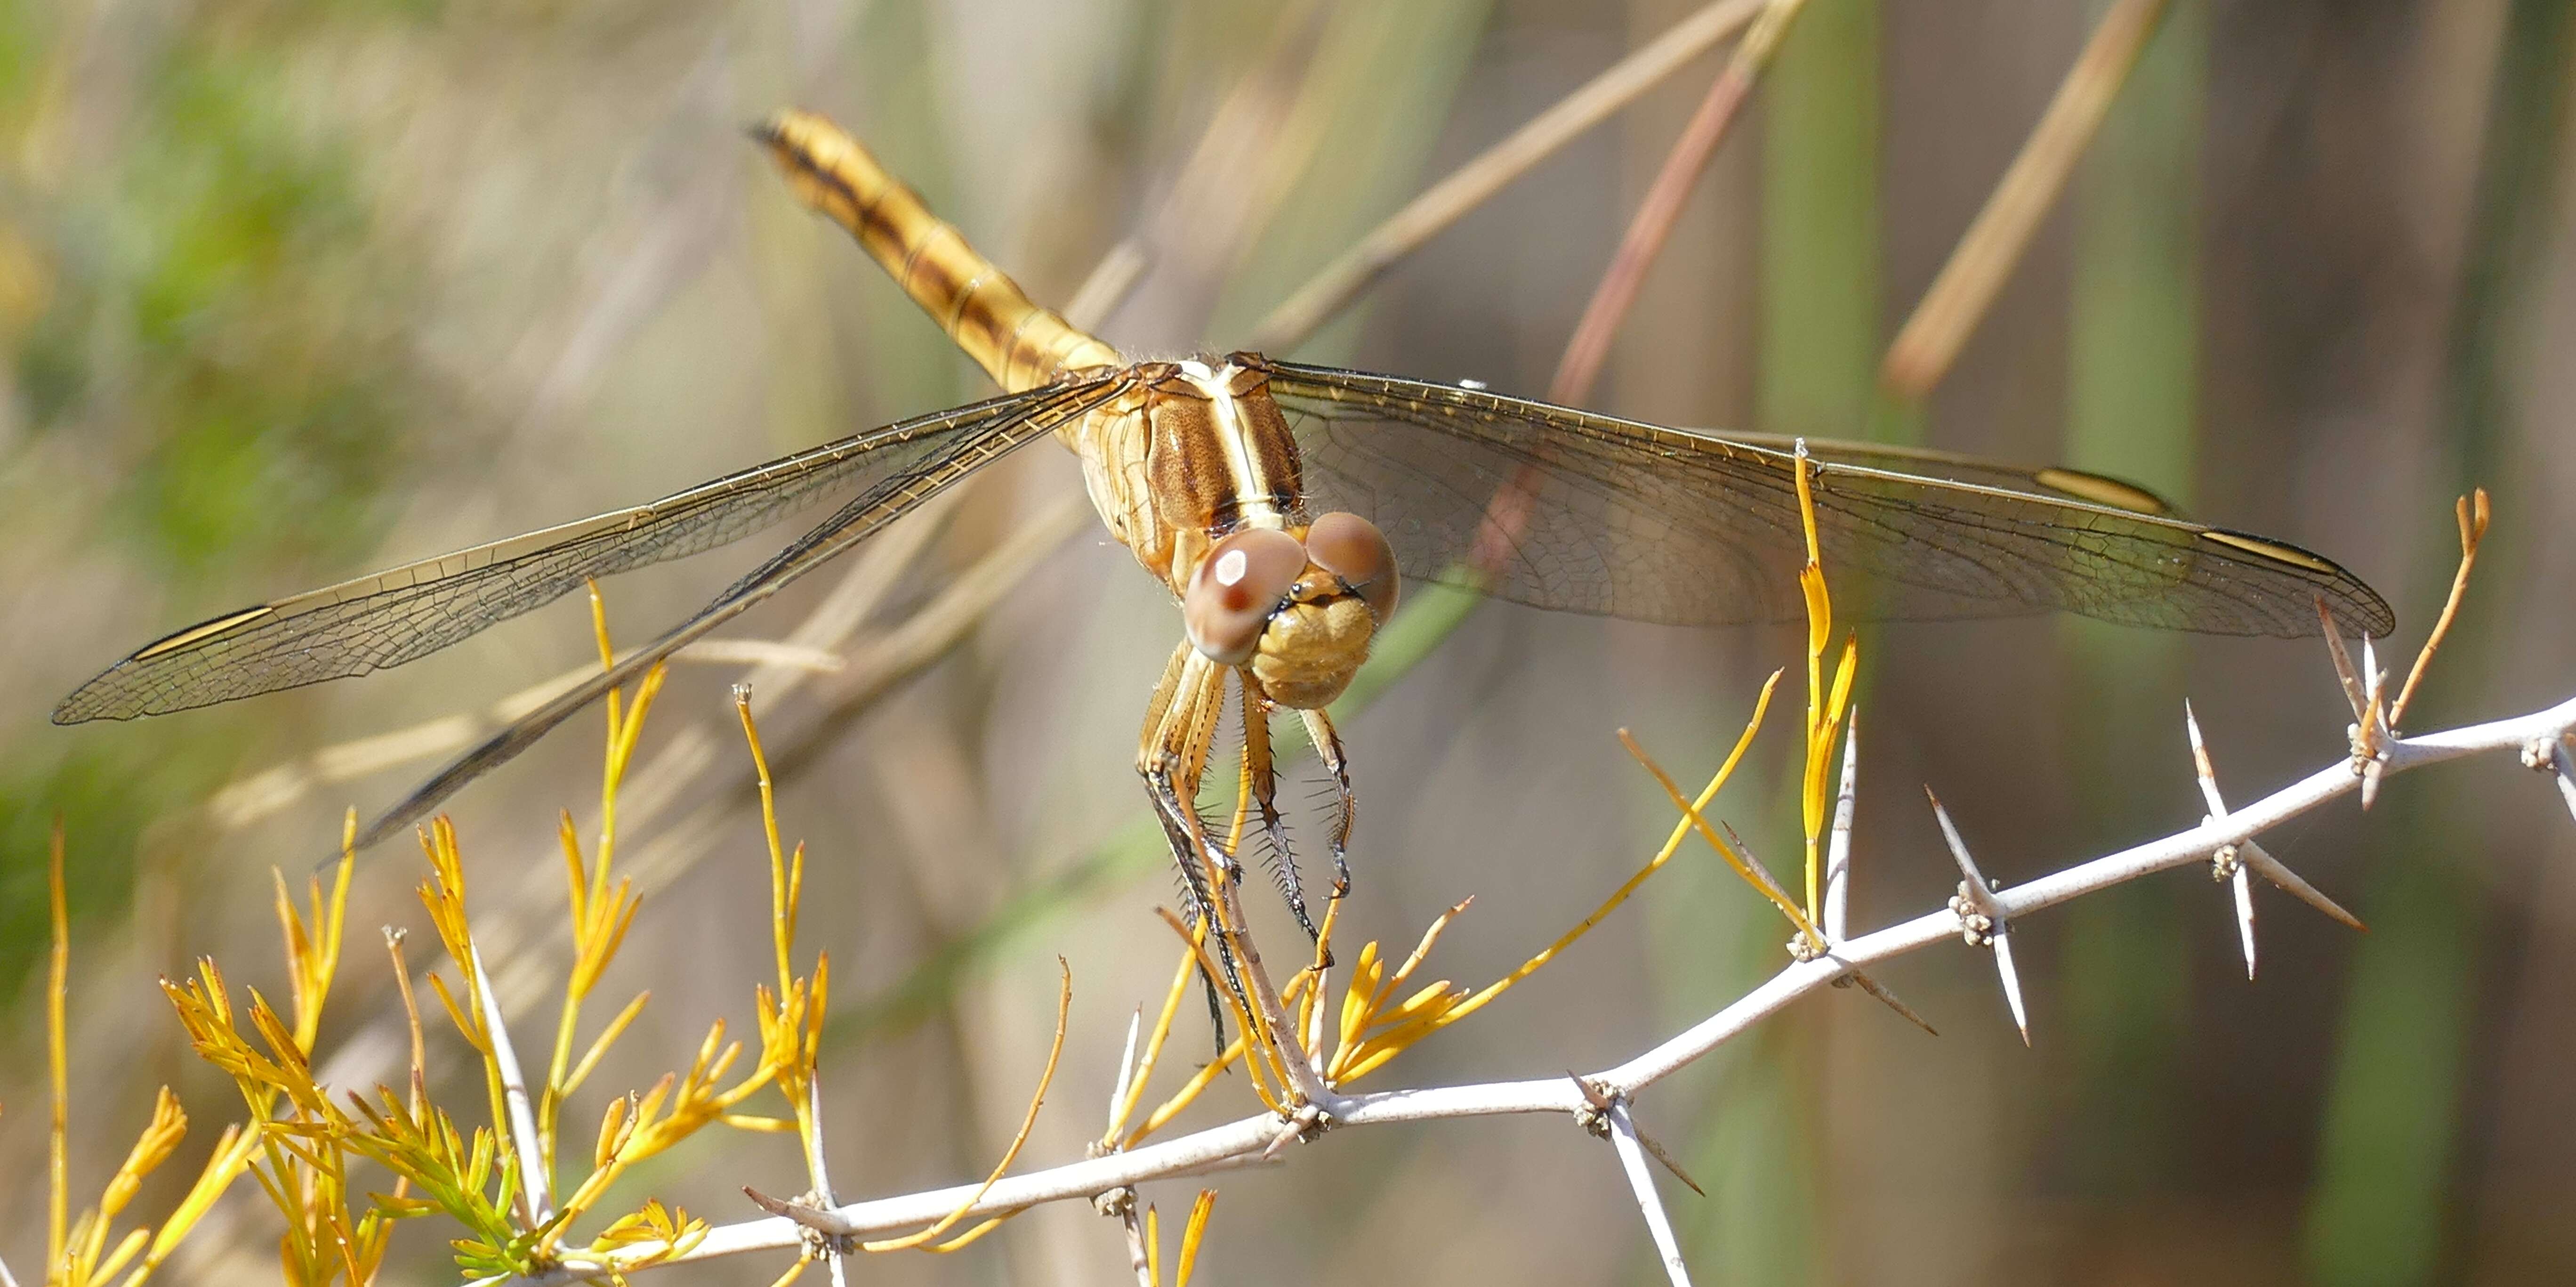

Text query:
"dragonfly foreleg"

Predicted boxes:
[[1299, 707, 1355, 899], [1146, 763, 1239, 1052], [1238, 672, 1322, 950]]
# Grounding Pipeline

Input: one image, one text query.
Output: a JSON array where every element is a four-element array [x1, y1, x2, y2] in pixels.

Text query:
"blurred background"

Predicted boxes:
[[2, 0, 2571, 1282]]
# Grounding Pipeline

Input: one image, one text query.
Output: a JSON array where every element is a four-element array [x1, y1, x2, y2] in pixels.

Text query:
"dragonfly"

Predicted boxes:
[[58, 108, 2394, 948]]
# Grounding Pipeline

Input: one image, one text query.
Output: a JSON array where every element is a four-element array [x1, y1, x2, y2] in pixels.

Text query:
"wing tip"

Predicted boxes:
[[51, 676, 125, 725]]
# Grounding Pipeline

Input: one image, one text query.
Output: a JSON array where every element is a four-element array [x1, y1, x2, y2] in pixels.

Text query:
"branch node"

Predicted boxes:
[[1262, 1103, 1328, 1161], [1926, 789, 2027, 1044], [744, 1185, 856, 1254], [2184, 700, 2259, 979]]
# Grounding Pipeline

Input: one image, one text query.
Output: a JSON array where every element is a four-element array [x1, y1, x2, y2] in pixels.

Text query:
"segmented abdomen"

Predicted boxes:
[[759, 109, 1122, 394]]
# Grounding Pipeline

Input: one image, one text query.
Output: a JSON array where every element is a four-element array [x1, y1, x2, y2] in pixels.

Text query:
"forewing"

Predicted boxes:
[[346, 373, 1126, 848], [1713, 433, 2182, 518], [56, 381, 1091, 723], [1262, 362, 2393, 638]]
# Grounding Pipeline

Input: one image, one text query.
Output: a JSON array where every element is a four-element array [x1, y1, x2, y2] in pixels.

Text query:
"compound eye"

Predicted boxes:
[[1304, 511, 1400, 622], [1185, 527, 1305, 664]]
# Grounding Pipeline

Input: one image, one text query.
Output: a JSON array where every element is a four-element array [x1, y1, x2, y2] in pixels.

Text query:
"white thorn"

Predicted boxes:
[[1990, 930, 2030, 1046], [2232, 863, 2258, 981], [1825, 705, 1860, 945], [1107, 1007, 1142, 1135], [2184, 700, 2228, 816], [1925, 788, 1993, 898], [2241, 840, 2365, 931]]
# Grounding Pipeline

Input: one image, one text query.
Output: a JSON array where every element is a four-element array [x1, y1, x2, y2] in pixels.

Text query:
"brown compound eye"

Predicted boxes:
[[1185, 526, 1306, 664], [1304, 511, 1400, 623]]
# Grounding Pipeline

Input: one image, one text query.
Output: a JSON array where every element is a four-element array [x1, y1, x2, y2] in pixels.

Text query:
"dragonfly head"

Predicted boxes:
[[1185, 512, 1400, 709]]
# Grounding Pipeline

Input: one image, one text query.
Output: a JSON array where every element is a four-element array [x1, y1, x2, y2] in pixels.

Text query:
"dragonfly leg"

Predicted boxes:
[[1139, 639, 1246, 1046], [1299, 707, 1356, 898], [1239, 674, 1321, 950]]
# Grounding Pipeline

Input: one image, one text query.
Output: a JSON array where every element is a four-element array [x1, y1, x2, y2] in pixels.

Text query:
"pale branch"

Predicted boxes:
[[470, 942, 554, 1227], [507, 687, 2576, 1282], [1606, 1100, 1695, 1287]]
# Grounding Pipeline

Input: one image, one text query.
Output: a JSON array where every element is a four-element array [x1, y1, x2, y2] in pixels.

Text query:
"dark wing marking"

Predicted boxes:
[[56, 381, 1095, 724], [1259, 360, 2393, 638], [1712, 433, 2179, 517]]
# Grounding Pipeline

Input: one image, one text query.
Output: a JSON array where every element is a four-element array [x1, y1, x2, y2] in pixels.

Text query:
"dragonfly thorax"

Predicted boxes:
[[1134, 357, 1400, 709]]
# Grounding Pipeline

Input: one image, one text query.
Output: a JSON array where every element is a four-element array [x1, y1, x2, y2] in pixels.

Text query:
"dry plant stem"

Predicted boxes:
[[1245, 0, 1767, 352], [384, 930, 429, 1117], [1607, 1101, 1694, 1287], [502, 687, 2576, 1279], [1120, 1204, 1151, 1287], [1881, 0, 2171, 395], [1551, 0, 1807, 404], [2389, 488, 2490, 731]]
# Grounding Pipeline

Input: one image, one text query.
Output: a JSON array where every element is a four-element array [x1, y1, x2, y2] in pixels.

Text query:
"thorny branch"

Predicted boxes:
[[507, 680, 2576, 1279]]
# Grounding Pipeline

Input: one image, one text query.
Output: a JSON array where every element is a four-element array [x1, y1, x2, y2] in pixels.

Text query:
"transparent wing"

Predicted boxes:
[[1260, 360, 2394, 638], [57, 380, 1099, 723]]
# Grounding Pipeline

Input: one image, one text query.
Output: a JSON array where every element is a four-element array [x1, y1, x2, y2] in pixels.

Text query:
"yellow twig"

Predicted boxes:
[[1127, 1036, 1248, 1149], [1173, 1189, 1218, 1287], [1153, 907, 1287, 1115], [1626, 733, 1824, 951], [862, 960, 1073, 1251]]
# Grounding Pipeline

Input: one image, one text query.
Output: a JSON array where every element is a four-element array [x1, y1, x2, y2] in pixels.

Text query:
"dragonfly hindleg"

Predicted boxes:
[[1300, 706, 1356, 899], [1238, 672, 1321, 951]]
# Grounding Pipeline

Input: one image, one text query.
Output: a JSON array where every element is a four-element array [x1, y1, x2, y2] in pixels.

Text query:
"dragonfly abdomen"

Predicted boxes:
[[758, 109, 1121, 394]]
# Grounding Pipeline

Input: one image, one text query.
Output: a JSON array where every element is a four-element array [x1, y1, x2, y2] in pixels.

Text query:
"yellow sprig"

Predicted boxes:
[[863, 960, 1072, 1252], [1143, 1190, 1220, 1286], [1790, 441, 1858, 922]]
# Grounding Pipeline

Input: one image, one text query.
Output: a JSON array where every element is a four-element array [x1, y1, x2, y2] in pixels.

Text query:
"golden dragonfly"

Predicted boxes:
[[59, 109, 2393, 945]]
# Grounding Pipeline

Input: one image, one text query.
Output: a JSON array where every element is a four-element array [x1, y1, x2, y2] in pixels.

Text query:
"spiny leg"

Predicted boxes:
[[1239, 671, 1320, 947], [1138, 639, 1244, 1048], [1299, 707, 1356, 898]]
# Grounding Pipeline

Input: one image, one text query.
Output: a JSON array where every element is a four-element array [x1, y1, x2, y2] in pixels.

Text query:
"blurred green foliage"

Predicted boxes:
[[2308, 4, 2575, 1281], [19, 32, 420, 575], [2055, 0, 2196, 1200], [1659, 2, 1898, 1280], [2, 0, 436, 998]]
